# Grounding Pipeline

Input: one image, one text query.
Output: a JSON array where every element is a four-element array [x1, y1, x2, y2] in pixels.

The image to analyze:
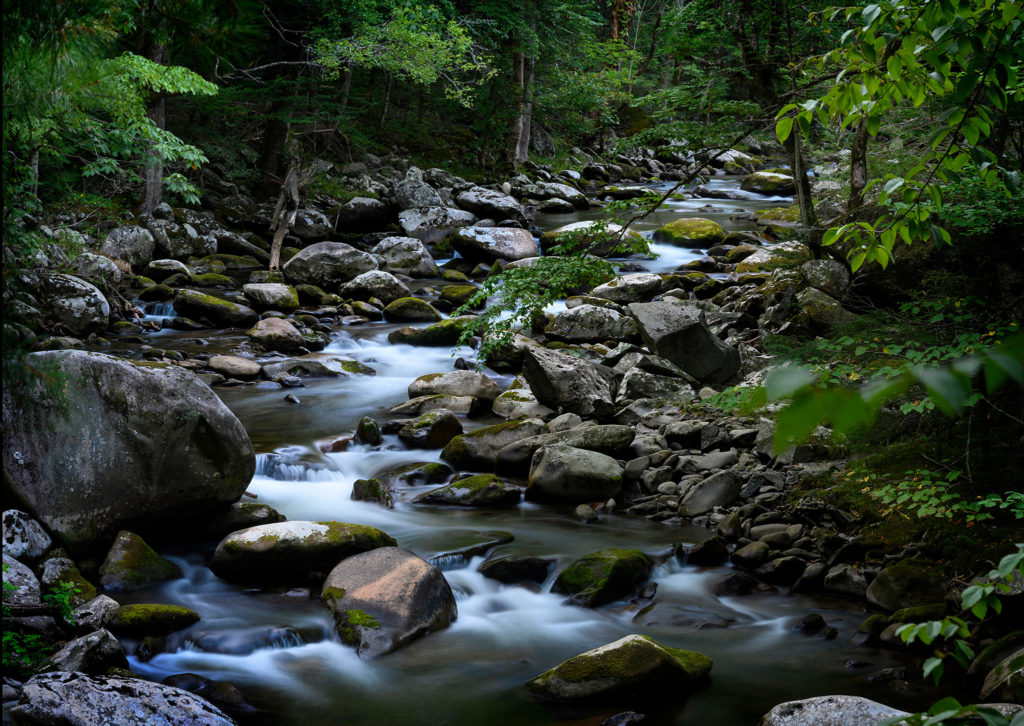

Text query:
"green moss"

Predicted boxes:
[[653, 217, 726, 245], [100, 531, 182, 589], [109, 603, 200, 636], [755, 206, 801, 223], [890, 604, 947, 623], [335, 608, 381, 645], [322, 586, 347, 603], [553, 549, 653, 606]]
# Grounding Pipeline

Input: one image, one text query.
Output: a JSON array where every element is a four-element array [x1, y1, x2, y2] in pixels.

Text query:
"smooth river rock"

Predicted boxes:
[[759, 694, 909, 725]]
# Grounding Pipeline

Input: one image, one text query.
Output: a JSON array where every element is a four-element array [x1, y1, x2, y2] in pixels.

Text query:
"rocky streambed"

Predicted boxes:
[[4, 151, 1022, 725]]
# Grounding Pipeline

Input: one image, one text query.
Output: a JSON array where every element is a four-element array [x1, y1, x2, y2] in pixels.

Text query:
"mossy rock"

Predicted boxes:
[[442, 269, 471, 283], [40, 558, 97, 608], [754, 206, 801, 223], [382, 297, 443, 323], [110, 321, 143, 335], [525, 634, 712, 702], [351, 478, 394, 509], [540, 222, 644, 258], [735, 241, 812, 273], [552, 549, 653, 607], [866, 563, 945, 612], [356, 416, 383, 445], [109, 603, 200, 636], [138, 284, 174, 302], [413, 474, 521, 508], [376, 461, 455, 488], [190, 273, 236, 289], [98, 530, 183, 591], [740, 171, 795, 195], [653, 217, 726, 247], [890, 603, 946, 623], [387, 316, 478, 347], [196, 253, 262, 269], [439, 284, 482, 309]]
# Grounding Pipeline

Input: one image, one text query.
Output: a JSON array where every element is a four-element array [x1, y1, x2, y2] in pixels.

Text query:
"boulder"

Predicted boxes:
[[108, 603, 200, 636], [241, 283, 299, 312], [653, 218, 726, 247], [321, 547, 457, 658], [38, 629, 127, 674], [517, 181, 589, 209], [173, 290, 258, 328], [98, 530, 182, 590], [339, 270, 411, 304], [527, 444, 623, 503], [521, 347, 617, 418], [544, 305, 639, 343], [866, 564, 945, 612], [3, 552, 40, 607], [2, 351, 254, 551], [627, 301, 740, 384], [496, 425, 635, 473], [247, 317, 304, 352], [551, 549, 652, 607], [451, 226, 539, 264], [492, 386, 555, 421], [590, 273, 663, 303], [394, 167, 444, 209], [371, 236, 438, 278], [336, 196, 391, 232], [455, 188, 527, 224], [617, 368, 694, 403], [740, 171, 795, 195], [397, 409, 464, 449], [408, 370, 501, 403], [413, 474, 521, 508], [290, 207, 332, 242], [735, 241, 812, 273], [678, 472, 740, 517], [39, 273, 110, 336], [210, 521, 397, 585], [11, 672, 235, 725], [261, 355, 374, 380], [525, 635, 711, 702], [72, 252, 123, 287], [800, 259, 850, 298], [442, 418, 549, 470], [2, 510, 52, 563], [796, 288, 858, 329], [282, 241, 378, 289], [71, 595, 121, 633], [824, 564, 868, 599], [760, 695, 909, 726], [383, 296, 444, 323], [390, 394, 479, 418], [99, 225, 156, 266], [478, 555, 552, 584], [398, 207, 477, 245], [388, 316, 476, 346], [687, 536, 729, 566], [207, 355, 261, 379], [540, 221, 644, 257], [39, 557, 96, 607]]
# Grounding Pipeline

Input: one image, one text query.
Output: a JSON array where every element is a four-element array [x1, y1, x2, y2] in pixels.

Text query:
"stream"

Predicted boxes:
[[118, 177, 940, 724]]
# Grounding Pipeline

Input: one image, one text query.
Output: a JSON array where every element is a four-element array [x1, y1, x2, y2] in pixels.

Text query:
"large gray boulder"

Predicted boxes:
[[759, 695, 908, 725], [282, 241, 378, 290], [441, 418, 549, 470], [525, 634, 711, 701], [398, 207, 477, 246], [679, 472, 740, 517], [408, 370, 501, 403], [496, 425, 635, 473], [3, 510, 53, 563], [450, 227, 539, 264], [590, 273, 663, 303], [173, 290, 258, 328], [241, 283, 299, 312], [394, 167, 444, 209], [321, 547, 457, 658], [455, 187, 527, 224], [627, 301, 740, 384], [210, 521, 396, 585], [521, 347, 617, 418], [99, 225, 156, 266], [371, 236, 438, 278], [740, 171, 795, 196], [247, 317, 304, 352], [143, 218, 216, 260], [526, 443, 623, 503], [3, 553, 41, 608], [39, 273, 110, 336], [39, 629, 127, 674], [2, 351, 254, 551], [339, 270, 411, 304], [71, 253, 123, 287], [11, 672, 236, 725], [515, 181, 589, 209], [544, 304, 638, 343]]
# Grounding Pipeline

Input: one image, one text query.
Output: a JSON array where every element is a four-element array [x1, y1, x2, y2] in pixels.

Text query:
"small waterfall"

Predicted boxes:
[[255, 453, 335, 482], [428, 553, 469, 571], [142, 301, 176, 318]]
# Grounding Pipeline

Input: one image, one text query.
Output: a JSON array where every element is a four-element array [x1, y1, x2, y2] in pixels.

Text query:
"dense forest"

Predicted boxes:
[[3, 1, 1023, 725]]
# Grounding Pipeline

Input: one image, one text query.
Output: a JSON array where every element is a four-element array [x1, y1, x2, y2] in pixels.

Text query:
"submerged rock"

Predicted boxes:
[[321, 547, 457, 658], [552, 548, 652, 607], [413, 474, 521, 508], [525, 634, 712, 702]]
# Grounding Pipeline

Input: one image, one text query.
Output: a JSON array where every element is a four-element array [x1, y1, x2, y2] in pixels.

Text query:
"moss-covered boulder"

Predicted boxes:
[[210, 521, 397, 585], [540, 221, 644, 258], [796, 287, 858, 330], [382, 296, 443, 323], [387, 316, 477, 346], [189, 273, 236, 289], [653, 218, 726, 247], [375, 461, 454, 488], [441, 418, 549, 470], [525, 634, 712, 702], [281, 241, 378, 289], [735, 241, 812, 273], [173, 289, 258, 328], [740, 171, 795, 195], [397, 408, 464, 449], [351, 478, 394, 508], [390, 394, 480, 418], [39, 557, 97, 607], [98, 530, 182, 591], [242, 282, 300, 312], [866, 564, 945, 612], [408, 370, 501, 403], [108, 603, 200, 637], [247, 317, 304, 352], [552, 549, 652, 607], [413, 474, 521, 508], [439, 284, 481, 308]]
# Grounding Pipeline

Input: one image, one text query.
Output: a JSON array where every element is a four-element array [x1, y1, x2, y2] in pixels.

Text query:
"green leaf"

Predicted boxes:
[[913, 366, 968, 416], [765, 366, 817, 399], [776, 116, 794, 143]]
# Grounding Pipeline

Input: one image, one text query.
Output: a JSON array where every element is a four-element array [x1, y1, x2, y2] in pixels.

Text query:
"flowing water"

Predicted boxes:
[[119, 178, 942, 724]]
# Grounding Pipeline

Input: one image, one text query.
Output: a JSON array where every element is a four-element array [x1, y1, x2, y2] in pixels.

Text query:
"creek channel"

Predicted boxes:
[[121, 177, 941, 724]]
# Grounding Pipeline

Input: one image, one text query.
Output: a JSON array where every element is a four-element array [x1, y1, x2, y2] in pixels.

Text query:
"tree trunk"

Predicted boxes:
[[504, 49, 526, 172], [269, 154, 301, 271], [378, 72, 393, 132], [339, 67, 352, 109], [783, 132, 817, 229], [848, 117, 869, 211], [141, 44, 168, 214], [259, 100, 291, 196], [515, 56, 535, 166]]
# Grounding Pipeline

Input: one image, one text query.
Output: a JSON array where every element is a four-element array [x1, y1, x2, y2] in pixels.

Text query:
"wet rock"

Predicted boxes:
[[478, 555, 553, 585], [451, 226, 538, 264], [408, 370, 501, 403], [551, 549, 652, 607], [210, 521, 396, 585], [679, 472, 740, 517], [321, 547, 457, 658], [497, 424, 635, 474], [39, 629, 127, 674], [730, 541, 770, 569], [653, 217, 726, 247], [207, 355, 261, 379], [13, 672, 234, 725], [2, 553, 41, 608], [526, 443, 623, 503], [590, 273, 663, 304], [397, 408, 463, 449], [413, 474, 521, 508], [73, 252, 124, 286], [521, 346, 617, 418], [735, 241, 811, 273], [390, 394, 479, 418], [383, 296, 444, 323], [824, 564, 868, 599], [371, 236, 438, 278], [247, 317, 304, 352], [632, 602, 735, 629], [109, 603, 201, 636], [525, 634, 712, 701], [2, 351, 254, 552], [492, 386, 556, 420], [540, 221, 643, 257], [282, 241, 378, 289], [387, 315, 476, 345], [398, 207, 477, 246], [336, 195, 391, 232], [71, 595, 121, 633], [339, 270, 411, 305], [687, 536, 729, 566], [627, 301, 740, 384], [740, 171, 795, 196], [241, 282, 299, 312], [2, 510, 52, 564], [441, 418, 549, 470], [261, 355, 374, 380], [39, 557, 96, 607], [39, 273, 110, 336], [98, 531, 182, 591], [173, 289, 258, 328], [545, 304, 639, 343], [760, 695, 908, 726], [866, 564, 945, 612]]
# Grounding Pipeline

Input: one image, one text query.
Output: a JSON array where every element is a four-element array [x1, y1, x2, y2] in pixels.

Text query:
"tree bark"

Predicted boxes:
[[848, 117, 869, 211], [269, 155, 301, 271], [504, 49, 526, 171], [338, 67, 352, 109], [378, 72, 393, 132], [141, 44, 168, 214], [514, 55, 535, 166], [259, 100, 291, 196]]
